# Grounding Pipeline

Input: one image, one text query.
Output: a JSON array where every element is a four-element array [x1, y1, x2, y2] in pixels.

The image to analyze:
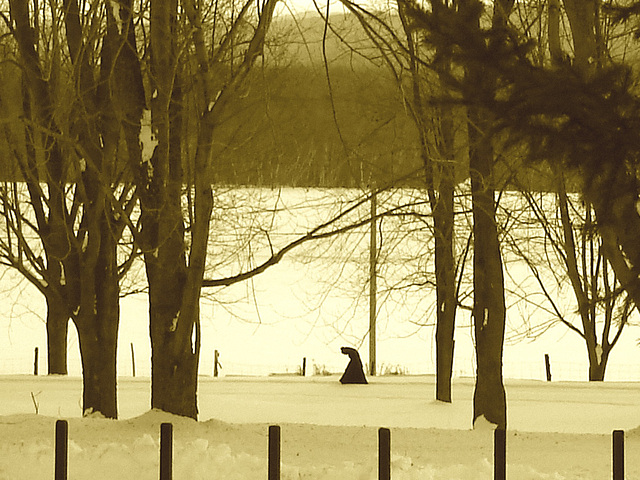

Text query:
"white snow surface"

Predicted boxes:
[[1, 374, 640, 479]]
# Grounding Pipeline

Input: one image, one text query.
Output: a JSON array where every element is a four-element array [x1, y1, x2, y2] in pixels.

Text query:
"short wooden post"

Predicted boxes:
[[54, 419, 68, 480], [34, 347, 38, 376], [213, 350, 220, 377], [544, 354, 552, 382], [130, 343, 136, 377], [268, 425, 280, 480], [301, 357, 306, 377], [160, 422, 173, 480], [379, 427, 390, 480], [613, 430, 624, 480], [494, 428, 506, 480]]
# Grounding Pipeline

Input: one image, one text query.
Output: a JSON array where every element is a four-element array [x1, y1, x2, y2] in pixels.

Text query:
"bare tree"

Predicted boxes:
[[399, 0, 513, 428], [504, 175, 633, 381], [130, 0, 279, 418], [6, 0, 140, 417]]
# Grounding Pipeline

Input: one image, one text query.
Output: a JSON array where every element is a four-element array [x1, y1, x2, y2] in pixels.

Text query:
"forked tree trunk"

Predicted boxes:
[[75, 217, 120, 418], [588, 349, 608, 381], [144, 0, 277, 419], [147, 183, 199, 418], [146, 3, 199, 416]]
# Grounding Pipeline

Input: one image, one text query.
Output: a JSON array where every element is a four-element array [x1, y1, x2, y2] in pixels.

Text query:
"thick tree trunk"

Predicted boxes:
[[146, 12, 198, 415], [587, 341, 610, 381], [588, 356, 606, 381], [147, 176, 199, 417], [45, 296, 69, 375], [459, 0, 510, 430], [469, 127, 507, 429], [147, 199, 198, 418], [76, 321, 118, 418], [75, 215, 120, 418], [150, 308, 199, 417], [562, 0, 599, 71]]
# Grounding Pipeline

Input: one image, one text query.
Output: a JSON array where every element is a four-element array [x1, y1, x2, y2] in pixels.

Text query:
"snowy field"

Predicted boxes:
[[3, 188, 640, 384], [1, 374, 640, 479], [2, 187, 640, 478]]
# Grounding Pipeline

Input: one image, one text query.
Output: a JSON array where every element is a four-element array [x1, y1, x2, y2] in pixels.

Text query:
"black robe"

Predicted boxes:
[[339, 347, 368, 384]]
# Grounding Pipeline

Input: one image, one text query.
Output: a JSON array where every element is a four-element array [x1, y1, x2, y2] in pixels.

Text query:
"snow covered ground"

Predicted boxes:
[[1, 374, 639, 479]]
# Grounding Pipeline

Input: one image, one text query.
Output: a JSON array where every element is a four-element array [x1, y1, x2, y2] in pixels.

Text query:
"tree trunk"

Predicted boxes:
[[150, 310, 199, 417], [147, 159, 198, 417], [562, 0, 598, 71], [147, 189, 198, 418], [434, 117, 457, 403], [146, 3, 198, 415], [75, 213, 120, 418], [45, 296, 69, 375], [397, 1, 458, 402], [588, 354, 606, 381], [76, 319, 118, 418], [469, 125, 507, 429], [460, 0, 511, 430], [143, 0, 277, 419]]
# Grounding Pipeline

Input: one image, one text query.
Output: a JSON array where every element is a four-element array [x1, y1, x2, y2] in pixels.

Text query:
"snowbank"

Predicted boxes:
[[1, 376, 639, 478]]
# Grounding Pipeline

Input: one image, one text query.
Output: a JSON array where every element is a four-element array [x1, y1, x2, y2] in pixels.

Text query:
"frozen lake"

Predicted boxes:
[[1, 187, 639, 382]]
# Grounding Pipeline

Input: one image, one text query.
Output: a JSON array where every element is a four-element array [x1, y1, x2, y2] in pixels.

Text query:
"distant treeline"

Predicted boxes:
[[0, 12, 568, 192]]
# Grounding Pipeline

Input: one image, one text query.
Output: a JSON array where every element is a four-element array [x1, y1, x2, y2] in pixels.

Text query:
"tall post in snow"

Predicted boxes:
[[369, 191, 377, 376], [131, 343, 136, 377], [54, 419, 68, 480]]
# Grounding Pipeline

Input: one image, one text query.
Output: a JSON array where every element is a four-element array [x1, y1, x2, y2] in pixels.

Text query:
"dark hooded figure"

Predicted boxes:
[[339, 346, 368, 384]]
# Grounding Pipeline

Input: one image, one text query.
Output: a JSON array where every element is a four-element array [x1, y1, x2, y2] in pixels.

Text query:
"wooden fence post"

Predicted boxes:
[[54, 419, 68, 480], [544, 354, 552, 382], [494, 428, 506, 480], [379, 427, 390, 480], [613, 429, 624, 480], [130, 343, 136, 377], [214, 350, 220, 377], [160, 422, 173, 480], [268, 425, 280, 480], [34, 347, 38, 376]]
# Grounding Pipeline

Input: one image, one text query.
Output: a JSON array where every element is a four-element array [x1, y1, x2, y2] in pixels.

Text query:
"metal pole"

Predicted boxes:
[[369, 191, 377, 376]]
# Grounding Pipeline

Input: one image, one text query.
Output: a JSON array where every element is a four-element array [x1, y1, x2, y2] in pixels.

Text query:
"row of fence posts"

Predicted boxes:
[[53, 419, 626, 479], [34, 347, 304, 378], [37, 344, 557, 380]]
